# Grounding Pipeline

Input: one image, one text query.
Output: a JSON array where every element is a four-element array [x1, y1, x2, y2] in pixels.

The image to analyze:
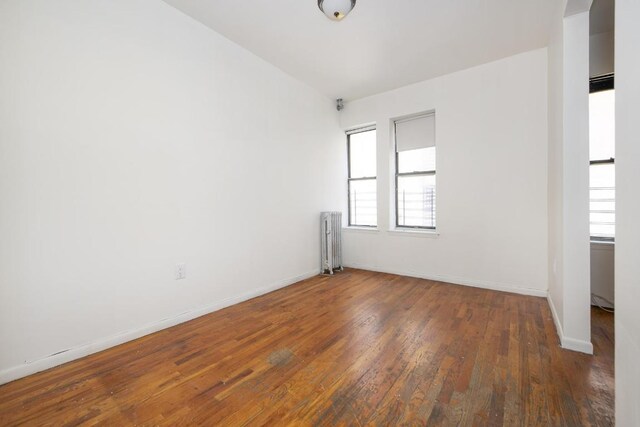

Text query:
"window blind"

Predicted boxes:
[[395, 114, 435, 152]]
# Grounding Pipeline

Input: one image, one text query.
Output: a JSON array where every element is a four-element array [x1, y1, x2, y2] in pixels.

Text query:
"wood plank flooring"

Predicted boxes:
[[0, 269, 614, 426]]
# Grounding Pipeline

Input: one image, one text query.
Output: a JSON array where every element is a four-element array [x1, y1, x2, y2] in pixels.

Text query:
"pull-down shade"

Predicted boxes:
[[395, 114, 435, 152]]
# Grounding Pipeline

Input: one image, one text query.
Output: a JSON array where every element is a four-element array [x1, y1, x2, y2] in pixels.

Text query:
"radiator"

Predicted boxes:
[[320, 212, 344, 275]]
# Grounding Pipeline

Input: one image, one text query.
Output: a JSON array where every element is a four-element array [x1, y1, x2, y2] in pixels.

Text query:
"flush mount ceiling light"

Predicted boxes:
[[318, 0, 357, 21]]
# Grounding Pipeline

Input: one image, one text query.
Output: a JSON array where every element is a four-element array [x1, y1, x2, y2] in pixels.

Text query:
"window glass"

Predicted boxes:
[[589, 88, 615, 239], [397, 147, 436, 173], [589, 163, 615, 238], [589, 90, 615, 161], [395, 114, 436, 229], [348, 128, 377, 227], [349, 179, 377, 227], [349, 130, 376, 178], [397, 175, 436, 228]]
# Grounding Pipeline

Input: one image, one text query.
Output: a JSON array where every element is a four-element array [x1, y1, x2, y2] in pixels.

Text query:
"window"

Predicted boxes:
[[347, 127, 377, 227], [589, 74, 615, 241], [394, 113, 436, 229]]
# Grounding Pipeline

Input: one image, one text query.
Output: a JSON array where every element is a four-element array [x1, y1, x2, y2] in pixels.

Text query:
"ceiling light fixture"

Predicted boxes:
[[318, 0, 356, 21]]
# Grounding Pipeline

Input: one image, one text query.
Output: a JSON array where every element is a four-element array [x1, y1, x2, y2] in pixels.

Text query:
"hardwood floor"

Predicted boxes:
[[0, 269, 614, 426]]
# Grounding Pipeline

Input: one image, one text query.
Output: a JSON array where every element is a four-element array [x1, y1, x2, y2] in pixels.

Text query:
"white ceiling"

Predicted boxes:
[[162, 0, 557, 101]]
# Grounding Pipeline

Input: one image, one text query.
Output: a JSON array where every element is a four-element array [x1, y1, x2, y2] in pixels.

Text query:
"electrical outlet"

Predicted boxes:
[[175, 263, 186, 280]]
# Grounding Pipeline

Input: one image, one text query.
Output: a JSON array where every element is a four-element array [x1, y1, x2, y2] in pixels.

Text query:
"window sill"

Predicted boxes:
[[343, 226, 380, 234], [388, 228, 439, 238]]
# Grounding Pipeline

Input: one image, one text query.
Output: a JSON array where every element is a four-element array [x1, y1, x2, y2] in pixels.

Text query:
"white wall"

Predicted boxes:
[[546, 1, 593, 354], [339, 49, 549, 297], [561, 10, 592, 353], [590, 31, 614, 77], [0, 0, 344, 384], [590, 242, 614, 307], [615, 0, 640, 424], [547, 0, 566, 341]]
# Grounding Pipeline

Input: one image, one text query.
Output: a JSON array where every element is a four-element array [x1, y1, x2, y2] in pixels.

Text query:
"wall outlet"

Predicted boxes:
[[175, 263, 186, 280]]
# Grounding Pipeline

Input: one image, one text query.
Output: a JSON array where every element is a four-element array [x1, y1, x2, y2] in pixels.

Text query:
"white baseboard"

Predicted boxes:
[[0, 269, 319, 386], [344, 262, 548, 298], [547, 294, 594, 354]]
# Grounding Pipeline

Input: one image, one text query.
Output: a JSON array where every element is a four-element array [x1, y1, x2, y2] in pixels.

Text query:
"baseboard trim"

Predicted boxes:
[[0, 269, 320, 386], [344, 263, 548, 298], [561, 336, 594, 354], [547, 294, 594, 354], [547, 292, 564, 344]]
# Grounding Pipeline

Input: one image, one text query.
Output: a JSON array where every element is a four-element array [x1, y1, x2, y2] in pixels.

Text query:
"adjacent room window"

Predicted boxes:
[[589, 75, 615, 241], [347, 127, 377, 227], [394, 113, 436, 229]]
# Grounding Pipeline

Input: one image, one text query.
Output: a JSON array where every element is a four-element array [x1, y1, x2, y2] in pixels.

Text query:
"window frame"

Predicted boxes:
[[394, 114, 436, 230], [589, 73, 615, 242], [347, 126, 377, 228]]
